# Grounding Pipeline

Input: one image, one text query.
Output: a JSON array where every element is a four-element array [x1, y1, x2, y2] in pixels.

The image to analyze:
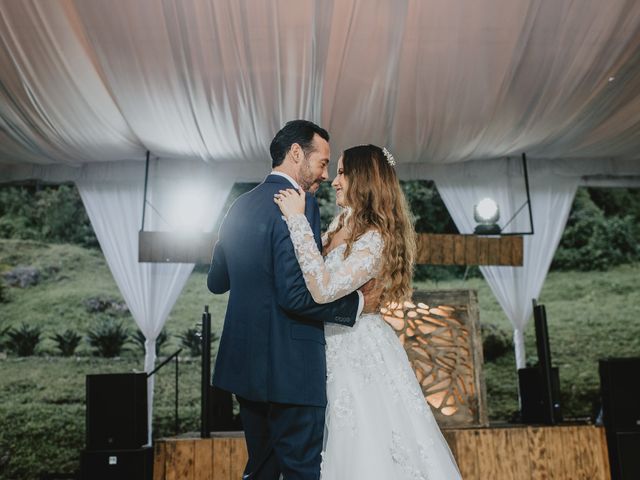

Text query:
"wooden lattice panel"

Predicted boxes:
[[381, 289, 487, 427]]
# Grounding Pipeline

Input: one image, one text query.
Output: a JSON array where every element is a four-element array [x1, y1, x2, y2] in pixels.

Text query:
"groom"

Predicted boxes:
[[208, 120, 371, 480]]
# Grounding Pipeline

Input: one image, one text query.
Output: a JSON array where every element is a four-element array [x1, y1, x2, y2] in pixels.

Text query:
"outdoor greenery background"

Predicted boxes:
[[0, 182, 639, 479]]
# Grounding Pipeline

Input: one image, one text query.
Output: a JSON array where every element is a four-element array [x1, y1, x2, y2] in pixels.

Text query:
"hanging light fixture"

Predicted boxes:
[[473, 198, 501, 235], [472, 153, 535, 236]]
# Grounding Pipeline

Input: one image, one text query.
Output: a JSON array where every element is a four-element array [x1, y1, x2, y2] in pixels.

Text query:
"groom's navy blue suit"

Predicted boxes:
[[208, 174, 359, 479]]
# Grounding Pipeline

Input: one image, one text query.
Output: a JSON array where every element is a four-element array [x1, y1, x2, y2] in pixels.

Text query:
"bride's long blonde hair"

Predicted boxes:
[[324, 145, 416, 305]]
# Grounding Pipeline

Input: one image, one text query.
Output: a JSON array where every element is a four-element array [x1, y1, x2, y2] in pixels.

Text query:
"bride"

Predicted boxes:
[[274, 144, 462, 480]]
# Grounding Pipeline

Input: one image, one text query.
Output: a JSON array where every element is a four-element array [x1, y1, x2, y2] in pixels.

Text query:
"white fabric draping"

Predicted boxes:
[[2, 0, 640, 172], [0, 0, 142, 165], [433, 158, 579, 369], [76, 162, 233, 441]]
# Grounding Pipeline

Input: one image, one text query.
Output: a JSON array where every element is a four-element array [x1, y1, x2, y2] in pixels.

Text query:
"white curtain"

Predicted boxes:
[[433, 158, 579, 368], [2, 0, 640, 172], [76, 162, 233, 441]]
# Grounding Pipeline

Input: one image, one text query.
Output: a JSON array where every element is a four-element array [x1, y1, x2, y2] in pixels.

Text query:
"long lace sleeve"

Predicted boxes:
[[284, 213, 383, 304]]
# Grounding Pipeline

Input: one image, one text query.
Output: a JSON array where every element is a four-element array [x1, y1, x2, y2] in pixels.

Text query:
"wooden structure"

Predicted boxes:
[[153, 425, 611, 480], [154, 433, 248, 480], [382, 289, 487, 427], [139, 232, 523, 266], [415, 233, 523, 266]]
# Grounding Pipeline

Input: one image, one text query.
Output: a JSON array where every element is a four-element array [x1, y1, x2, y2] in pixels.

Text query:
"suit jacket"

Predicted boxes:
[[207, 174, 359, 406]]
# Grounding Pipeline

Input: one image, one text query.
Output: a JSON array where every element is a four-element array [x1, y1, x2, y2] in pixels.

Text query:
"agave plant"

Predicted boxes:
[[6, 323, 42, 356], [86, 318, 130, 357], [51, 329, 82, 356], [0, 278, 9, 304], [178, 327, 219, 357], [0, 324, 12, 352], [178, 327, 202, 357]]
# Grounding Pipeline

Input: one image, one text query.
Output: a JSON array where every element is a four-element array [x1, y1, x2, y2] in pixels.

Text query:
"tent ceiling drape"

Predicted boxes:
[[1, 0, 640, 174]]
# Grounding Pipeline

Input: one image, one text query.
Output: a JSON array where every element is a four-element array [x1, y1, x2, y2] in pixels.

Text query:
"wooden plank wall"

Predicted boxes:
[[154, 425, 610, 480], [415, 234, 523, 266]]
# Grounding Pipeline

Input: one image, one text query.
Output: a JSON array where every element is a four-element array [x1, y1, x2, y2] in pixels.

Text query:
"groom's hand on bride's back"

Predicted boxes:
[[361, 279, 383, 314]]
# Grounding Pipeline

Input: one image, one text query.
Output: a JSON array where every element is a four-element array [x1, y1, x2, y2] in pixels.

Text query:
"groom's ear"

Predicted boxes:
[[289, 143, 303, 164]]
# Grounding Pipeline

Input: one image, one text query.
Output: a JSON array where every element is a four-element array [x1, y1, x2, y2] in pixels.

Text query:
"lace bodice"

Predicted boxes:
[[284, 213, 383, 304]]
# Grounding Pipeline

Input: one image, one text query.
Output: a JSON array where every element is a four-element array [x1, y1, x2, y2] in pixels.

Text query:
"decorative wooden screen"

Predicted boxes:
[[381, 289, 488, 427]]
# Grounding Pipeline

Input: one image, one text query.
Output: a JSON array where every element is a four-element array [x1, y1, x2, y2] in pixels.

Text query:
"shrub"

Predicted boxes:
[[133, 328, 170, 356], [553, 189, 639, 271], [177, 327, 218, 357], [481, 323, 513, 362], [178, 328, 220, 357], [51, 329, 82, 356], [178, 328, 202, 357], [400, 180, 459, 235], [0, 324, 11, 351], [0, 277, 9, 303], [87, 319, 129, 357], [6, 323, 42, 356]]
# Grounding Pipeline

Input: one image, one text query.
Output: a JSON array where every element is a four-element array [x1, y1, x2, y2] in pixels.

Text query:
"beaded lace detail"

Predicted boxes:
[[284, 213, 383, 304]]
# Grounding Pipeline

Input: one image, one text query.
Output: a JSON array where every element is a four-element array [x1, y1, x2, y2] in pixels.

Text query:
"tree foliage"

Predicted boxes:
[[400, 180, 458, 235], [0, 185, 98, 248], [552, 188, 639, 271]]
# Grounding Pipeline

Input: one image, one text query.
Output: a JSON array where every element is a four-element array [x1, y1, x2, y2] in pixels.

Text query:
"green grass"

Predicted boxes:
[[1, 238, 639, 478], [0, 356, 202, 479]]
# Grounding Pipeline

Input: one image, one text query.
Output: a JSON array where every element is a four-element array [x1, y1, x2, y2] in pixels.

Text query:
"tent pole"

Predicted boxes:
[[522, 153, 534, 235], [141, 151, 150, 231]]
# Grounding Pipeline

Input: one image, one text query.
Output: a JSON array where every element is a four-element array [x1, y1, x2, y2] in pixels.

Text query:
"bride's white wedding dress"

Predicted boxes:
[[285, 214, 462, 480]]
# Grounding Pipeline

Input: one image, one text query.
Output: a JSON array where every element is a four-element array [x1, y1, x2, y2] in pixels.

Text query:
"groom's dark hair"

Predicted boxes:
[[270, 120, 330, 168]]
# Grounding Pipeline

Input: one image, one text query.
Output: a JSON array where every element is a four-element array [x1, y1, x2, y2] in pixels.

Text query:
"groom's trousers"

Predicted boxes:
[[237, 396, 325, 480]]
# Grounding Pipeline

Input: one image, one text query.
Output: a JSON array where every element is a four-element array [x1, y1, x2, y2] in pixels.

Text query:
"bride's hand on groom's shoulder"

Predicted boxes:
[[274, 188, 306, 218]]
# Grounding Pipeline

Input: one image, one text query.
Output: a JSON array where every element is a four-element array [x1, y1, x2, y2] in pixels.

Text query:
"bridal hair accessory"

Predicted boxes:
[[382, 147, 396, 166]]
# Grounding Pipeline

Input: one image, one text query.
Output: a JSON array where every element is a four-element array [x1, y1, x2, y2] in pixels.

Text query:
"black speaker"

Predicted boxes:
[[518, 366, 562, 424], [86, 373, 148, 450], [599, 358, 640, 431], [80, 447, 152, 480], [599, 358, 640, 480], [612, 432, 640, 480], [208, 386, 242, 431]]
